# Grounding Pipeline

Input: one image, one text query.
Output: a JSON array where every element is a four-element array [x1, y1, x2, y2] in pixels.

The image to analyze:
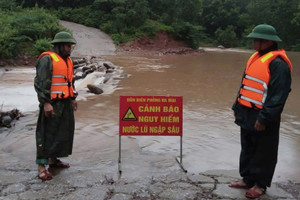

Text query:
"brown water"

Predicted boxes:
[[71, 49, 300, 181], [1, 50, 300, 182]]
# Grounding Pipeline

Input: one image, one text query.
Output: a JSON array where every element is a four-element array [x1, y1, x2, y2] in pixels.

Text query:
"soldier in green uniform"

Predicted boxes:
[[34, 32, 78, 181], [229, 24, 292, 198]]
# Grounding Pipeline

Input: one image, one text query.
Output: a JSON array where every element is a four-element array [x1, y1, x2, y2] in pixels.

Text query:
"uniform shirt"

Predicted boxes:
[[232, 46, 292, 130], [34, 54, 77, 105]]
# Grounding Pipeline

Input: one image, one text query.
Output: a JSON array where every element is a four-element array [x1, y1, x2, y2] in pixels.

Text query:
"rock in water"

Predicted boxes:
[[217, 45, 225, 49], [103, 62, 115, 69], [87, 84, 103, 94], [2, 115, 12, 128]]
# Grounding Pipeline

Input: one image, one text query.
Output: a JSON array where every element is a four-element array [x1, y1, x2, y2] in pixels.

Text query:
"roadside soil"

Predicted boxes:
[[0, 55, 37, 67], [117, 30, 204, 55]]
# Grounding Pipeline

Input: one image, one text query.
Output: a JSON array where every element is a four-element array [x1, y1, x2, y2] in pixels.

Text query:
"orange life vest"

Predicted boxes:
[[38, 51, 75, 100], [237, 49, 292, 109]]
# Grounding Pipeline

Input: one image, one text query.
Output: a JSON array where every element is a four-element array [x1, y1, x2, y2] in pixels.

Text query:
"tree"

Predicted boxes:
[[246, 0, 299, 49], [0, 0, 18, 11], [171, 21, 206, 49], [200, 0, 242, 35], [215, 25, 237, 47]]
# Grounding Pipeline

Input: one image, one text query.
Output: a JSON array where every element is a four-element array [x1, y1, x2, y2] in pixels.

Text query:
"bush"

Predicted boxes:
[[291, 40, 300, 51], [10, 8, 61, 40], [0, 0, 17, 11], [171, 21, 206, 49], [57, 6, 101, 28], [214, 25, 237, 47], [31, 39, 52, 55], [139, 19, 173, 38], [111, 33, 135, 45], [0, 34, 31, 58], [100, 21, 117, 34], [0, 8, 61, 59]]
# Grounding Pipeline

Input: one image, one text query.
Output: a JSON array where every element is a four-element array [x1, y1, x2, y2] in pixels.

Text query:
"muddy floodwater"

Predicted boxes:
[[1, 49, 300, 184]]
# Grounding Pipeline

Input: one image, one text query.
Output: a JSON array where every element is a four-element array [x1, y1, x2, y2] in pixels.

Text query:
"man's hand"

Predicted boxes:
[[254, 120, 266, 131], [72, 100, 78, 111], [44, 102, 54, 117]]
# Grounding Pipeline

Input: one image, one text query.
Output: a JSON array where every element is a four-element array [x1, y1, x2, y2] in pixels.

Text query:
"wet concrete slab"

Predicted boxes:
[[0, 165, 299, 200]]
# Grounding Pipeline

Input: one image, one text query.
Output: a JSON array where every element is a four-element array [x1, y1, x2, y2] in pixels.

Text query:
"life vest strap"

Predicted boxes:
[[244, 75, 268, 104], [242, 85, 264, 94], [52, 75, 66, 78], [244, 75, 265, 85], [52, 75, 67, 81], [240, 95, 263, 106], [52, 83, 68, 86], [51, 91, 64, 94]]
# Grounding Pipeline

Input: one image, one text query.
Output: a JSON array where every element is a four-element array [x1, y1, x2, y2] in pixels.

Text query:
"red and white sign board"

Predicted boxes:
[[119, 96, 183, 136]]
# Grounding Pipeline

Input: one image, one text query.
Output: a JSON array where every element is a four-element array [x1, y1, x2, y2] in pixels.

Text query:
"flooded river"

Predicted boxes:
[[1, 49, 300, 183]]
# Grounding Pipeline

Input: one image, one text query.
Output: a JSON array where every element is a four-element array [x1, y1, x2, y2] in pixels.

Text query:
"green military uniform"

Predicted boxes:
[[232, 48, 291, 188], [34, 31, 77, 165], [34, 55, 76, 165], [232, 25, 292, 189]]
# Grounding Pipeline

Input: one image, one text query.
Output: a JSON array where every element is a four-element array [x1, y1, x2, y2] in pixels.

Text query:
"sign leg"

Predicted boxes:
[[176, 136, 187, 173], [118, 135, 122, 174]]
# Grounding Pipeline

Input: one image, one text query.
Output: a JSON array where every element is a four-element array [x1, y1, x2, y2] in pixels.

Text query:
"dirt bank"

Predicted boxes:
[[0, 55, 37, 67], [117, 31, 204, 55]]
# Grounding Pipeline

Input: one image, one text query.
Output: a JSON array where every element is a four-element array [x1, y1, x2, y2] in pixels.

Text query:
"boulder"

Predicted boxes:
[[103, 62, 115, 69], [73, 63, 86, 69], [82, 64, 97, 72], [72, 58, 86, 65], [1, 115, 12, 128], [87, 84, 103, 94], [82, 65, 91, 72], [83, 68, 94, 76], [217, 45, 225, 49], [106, 69, 115, 73]]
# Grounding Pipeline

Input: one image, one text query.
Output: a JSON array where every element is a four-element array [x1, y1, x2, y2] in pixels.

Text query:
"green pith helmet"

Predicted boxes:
[[51, 31, 77, 44], [247, 24, 282, 42]]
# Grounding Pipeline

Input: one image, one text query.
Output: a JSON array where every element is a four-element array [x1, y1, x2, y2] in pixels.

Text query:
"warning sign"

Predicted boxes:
[[119, 96, 183, 136], [122, 107, 137, 121]]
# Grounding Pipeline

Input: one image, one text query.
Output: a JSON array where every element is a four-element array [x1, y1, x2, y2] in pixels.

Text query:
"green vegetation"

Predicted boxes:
[[0, 1, 64, 59], [1, 0, 300, 59], [52, 0, 300, 50]]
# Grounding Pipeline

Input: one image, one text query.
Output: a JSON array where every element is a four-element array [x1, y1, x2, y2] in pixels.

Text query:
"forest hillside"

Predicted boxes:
[[1, 0, 300, 60]]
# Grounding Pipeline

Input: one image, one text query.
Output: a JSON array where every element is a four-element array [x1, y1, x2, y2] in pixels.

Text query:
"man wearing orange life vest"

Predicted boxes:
[[230, 24, 292, 199], [34, 31, 78, 181]]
